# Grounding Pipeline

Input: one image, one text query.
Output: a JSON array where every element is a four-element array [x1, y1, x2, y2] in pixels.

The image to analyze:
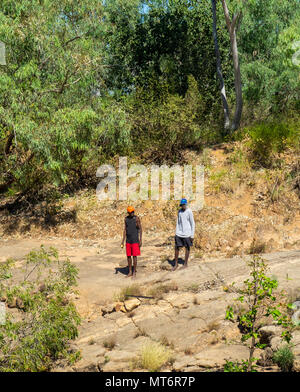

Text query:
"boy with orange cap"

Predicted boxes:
[[121, 206, 142, 278]]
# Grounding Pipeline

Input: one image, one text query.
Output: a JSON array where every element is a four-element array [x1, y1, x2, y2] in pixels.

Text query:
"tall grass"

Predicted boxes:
[[134, 342, 173, 372], [114, 284, 142, 302]]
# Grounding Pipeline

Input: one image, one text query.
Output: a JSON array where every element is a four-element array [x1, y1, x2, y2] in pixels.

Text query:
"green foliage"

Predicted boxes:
[[0, 0, 105, 193], [273, 344, 295, 372], [246, 119, 300, 167], [0, 0, 299, 197], [128, 75, 215, 162], [104, 0, 233, 100], [225, 255, 294, 371], [237, 0, 300, 115], [0, 246, 81, 372], [224, 359, 257, 372]]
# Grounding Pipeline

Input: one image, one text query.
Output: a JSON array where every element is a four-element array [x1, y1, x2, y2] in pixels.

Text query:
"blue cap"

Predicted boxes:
[[180, 198, 187, 205]]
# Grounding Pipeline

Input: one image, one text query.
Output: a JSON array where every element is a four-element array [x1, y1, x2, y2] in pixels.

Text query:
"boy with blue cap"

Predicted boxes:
[[173, 198, 195, 271]]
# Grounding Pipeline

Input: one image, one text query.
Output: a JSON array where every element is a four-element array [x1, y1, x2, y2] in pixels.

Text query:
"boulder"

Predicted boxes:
[[114, 302, 126, 313], [194, 344, 255, 369], [172, 356, 197, 372], [270, 336, 285, 351], [291, 331, 300, 356], [7, 297, 17, 308], [124, 298, 140, 312], [74, 361, 99, 372], [116, 317, 132, 328], [257, 347, 274, 367], [102, 360, 131, 372], [101, 303, 115, 315], [259, 325, 282, 345], [292, 309, 300, 326], [294, 359, 300, 372], [106, 350, 137, 363]]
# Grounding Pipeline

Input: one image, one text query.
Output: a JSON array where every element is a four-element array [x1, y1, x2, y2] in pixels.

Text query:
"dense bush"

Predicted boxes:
[[0, 246, 81, 372], [273, 345, 295, 372], [0, 0, 299, 198], [127, 75, 218, 163], [245, 118, 300, 167]]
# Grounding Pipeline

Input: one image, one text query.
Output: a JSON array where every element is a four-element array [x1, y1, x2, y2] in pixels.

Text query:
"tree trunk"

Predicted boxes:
[[211, 0, 230, 131], [221, 0, 243, 131]]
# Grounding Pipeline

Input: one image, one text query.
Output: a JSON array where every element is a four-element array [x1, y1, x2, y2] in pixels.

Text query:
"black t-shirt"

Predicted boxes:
[[125, 215, 139, 244]]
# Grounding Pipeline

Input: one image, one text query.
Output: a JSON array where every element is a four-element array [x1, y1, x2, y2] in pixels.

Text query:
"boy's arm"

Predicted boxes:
[[136, 216, 143, 247], [121, 218, 126, 247], [189, 210, 195, 238]]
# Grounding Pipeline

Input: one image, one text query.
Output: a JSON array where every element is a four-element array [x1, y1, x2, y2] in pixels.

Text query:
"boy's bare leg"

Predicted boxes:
[[132, 256, 137, 278], [172, 247, 179, 271], [126, 256, 133, 277], [181, 248, 190, 269]]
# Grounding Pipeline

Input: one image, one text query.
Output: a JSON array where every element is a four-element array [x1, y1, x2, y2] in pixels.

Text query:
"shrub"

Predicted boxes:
[[135, 342, 172, 372], [0, 246, 81, 372], [248, 238, 267, 254], [147, 282, 178, 299], [273, 345, 295, 372], [208, 169, 229, 193], [134, 328, 148, 338], [246, 120, 299, 167], [103, 336, 116, 350], [224, 359, 257, 372], [114, 284, 142, 302], [127, 75, 212, 164], [225, 255, 294, 371], [159, 335, 174, 349]]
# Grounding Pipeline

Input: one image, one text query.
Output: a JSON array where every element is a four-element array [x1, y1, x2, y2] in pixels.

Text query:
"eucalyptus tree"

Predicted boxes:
[[211, 0, 230, 130], [220, 0, 243, 131], [103, 0, 233, 103], [0, 0, 106, 194]]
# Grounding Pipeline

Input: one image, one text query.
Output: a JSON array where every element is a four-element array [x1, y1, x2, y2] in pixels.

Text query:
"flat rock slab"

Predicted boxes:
[[2, 238, 300, 372], [193, 344, 259, 368]]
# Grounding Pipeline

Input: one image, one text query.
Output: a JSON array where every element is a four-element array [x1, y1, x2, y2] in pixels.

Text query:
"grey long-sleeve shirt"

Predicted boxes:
[[175, 208, 195, 238]]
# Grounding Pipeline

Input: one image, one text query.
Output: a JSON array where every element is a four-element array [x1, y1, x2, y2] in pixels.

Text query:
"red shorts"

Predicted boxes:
[[126, 243, 141, 257]]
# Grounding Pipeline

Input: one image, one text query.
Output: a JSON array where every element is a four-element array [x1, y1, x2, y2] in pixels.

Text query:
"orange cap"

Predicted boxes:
[[127, 206, 135, 213]]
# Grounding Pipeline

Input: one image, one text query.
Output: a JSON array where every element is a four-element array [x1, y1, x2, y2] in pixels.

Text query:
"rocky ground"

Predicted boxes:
[[1, 145, 300, 262], [1, 145, 300, 371], [1, 236, 299, 372]]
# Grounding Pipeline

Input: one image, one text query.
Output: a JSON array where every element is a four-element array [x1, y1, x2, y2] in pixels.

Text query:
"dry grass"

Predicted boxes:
[[147, 282, 178, 299], [226, 246, 242, 258], [114, 284, 143, 302], [186, 283, 199, 293], [248, 237, 266, 255], [194, 251, 203, 259], [133, 342, 173, 372], [205, 320, 220, 333], [209, 331, 219, 345], [184, 347, 193, 355], [208, 168, 238, 194], [134, 328, 148, 338], [159, 335, 174, 349], [103, 336, 116, 350]]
